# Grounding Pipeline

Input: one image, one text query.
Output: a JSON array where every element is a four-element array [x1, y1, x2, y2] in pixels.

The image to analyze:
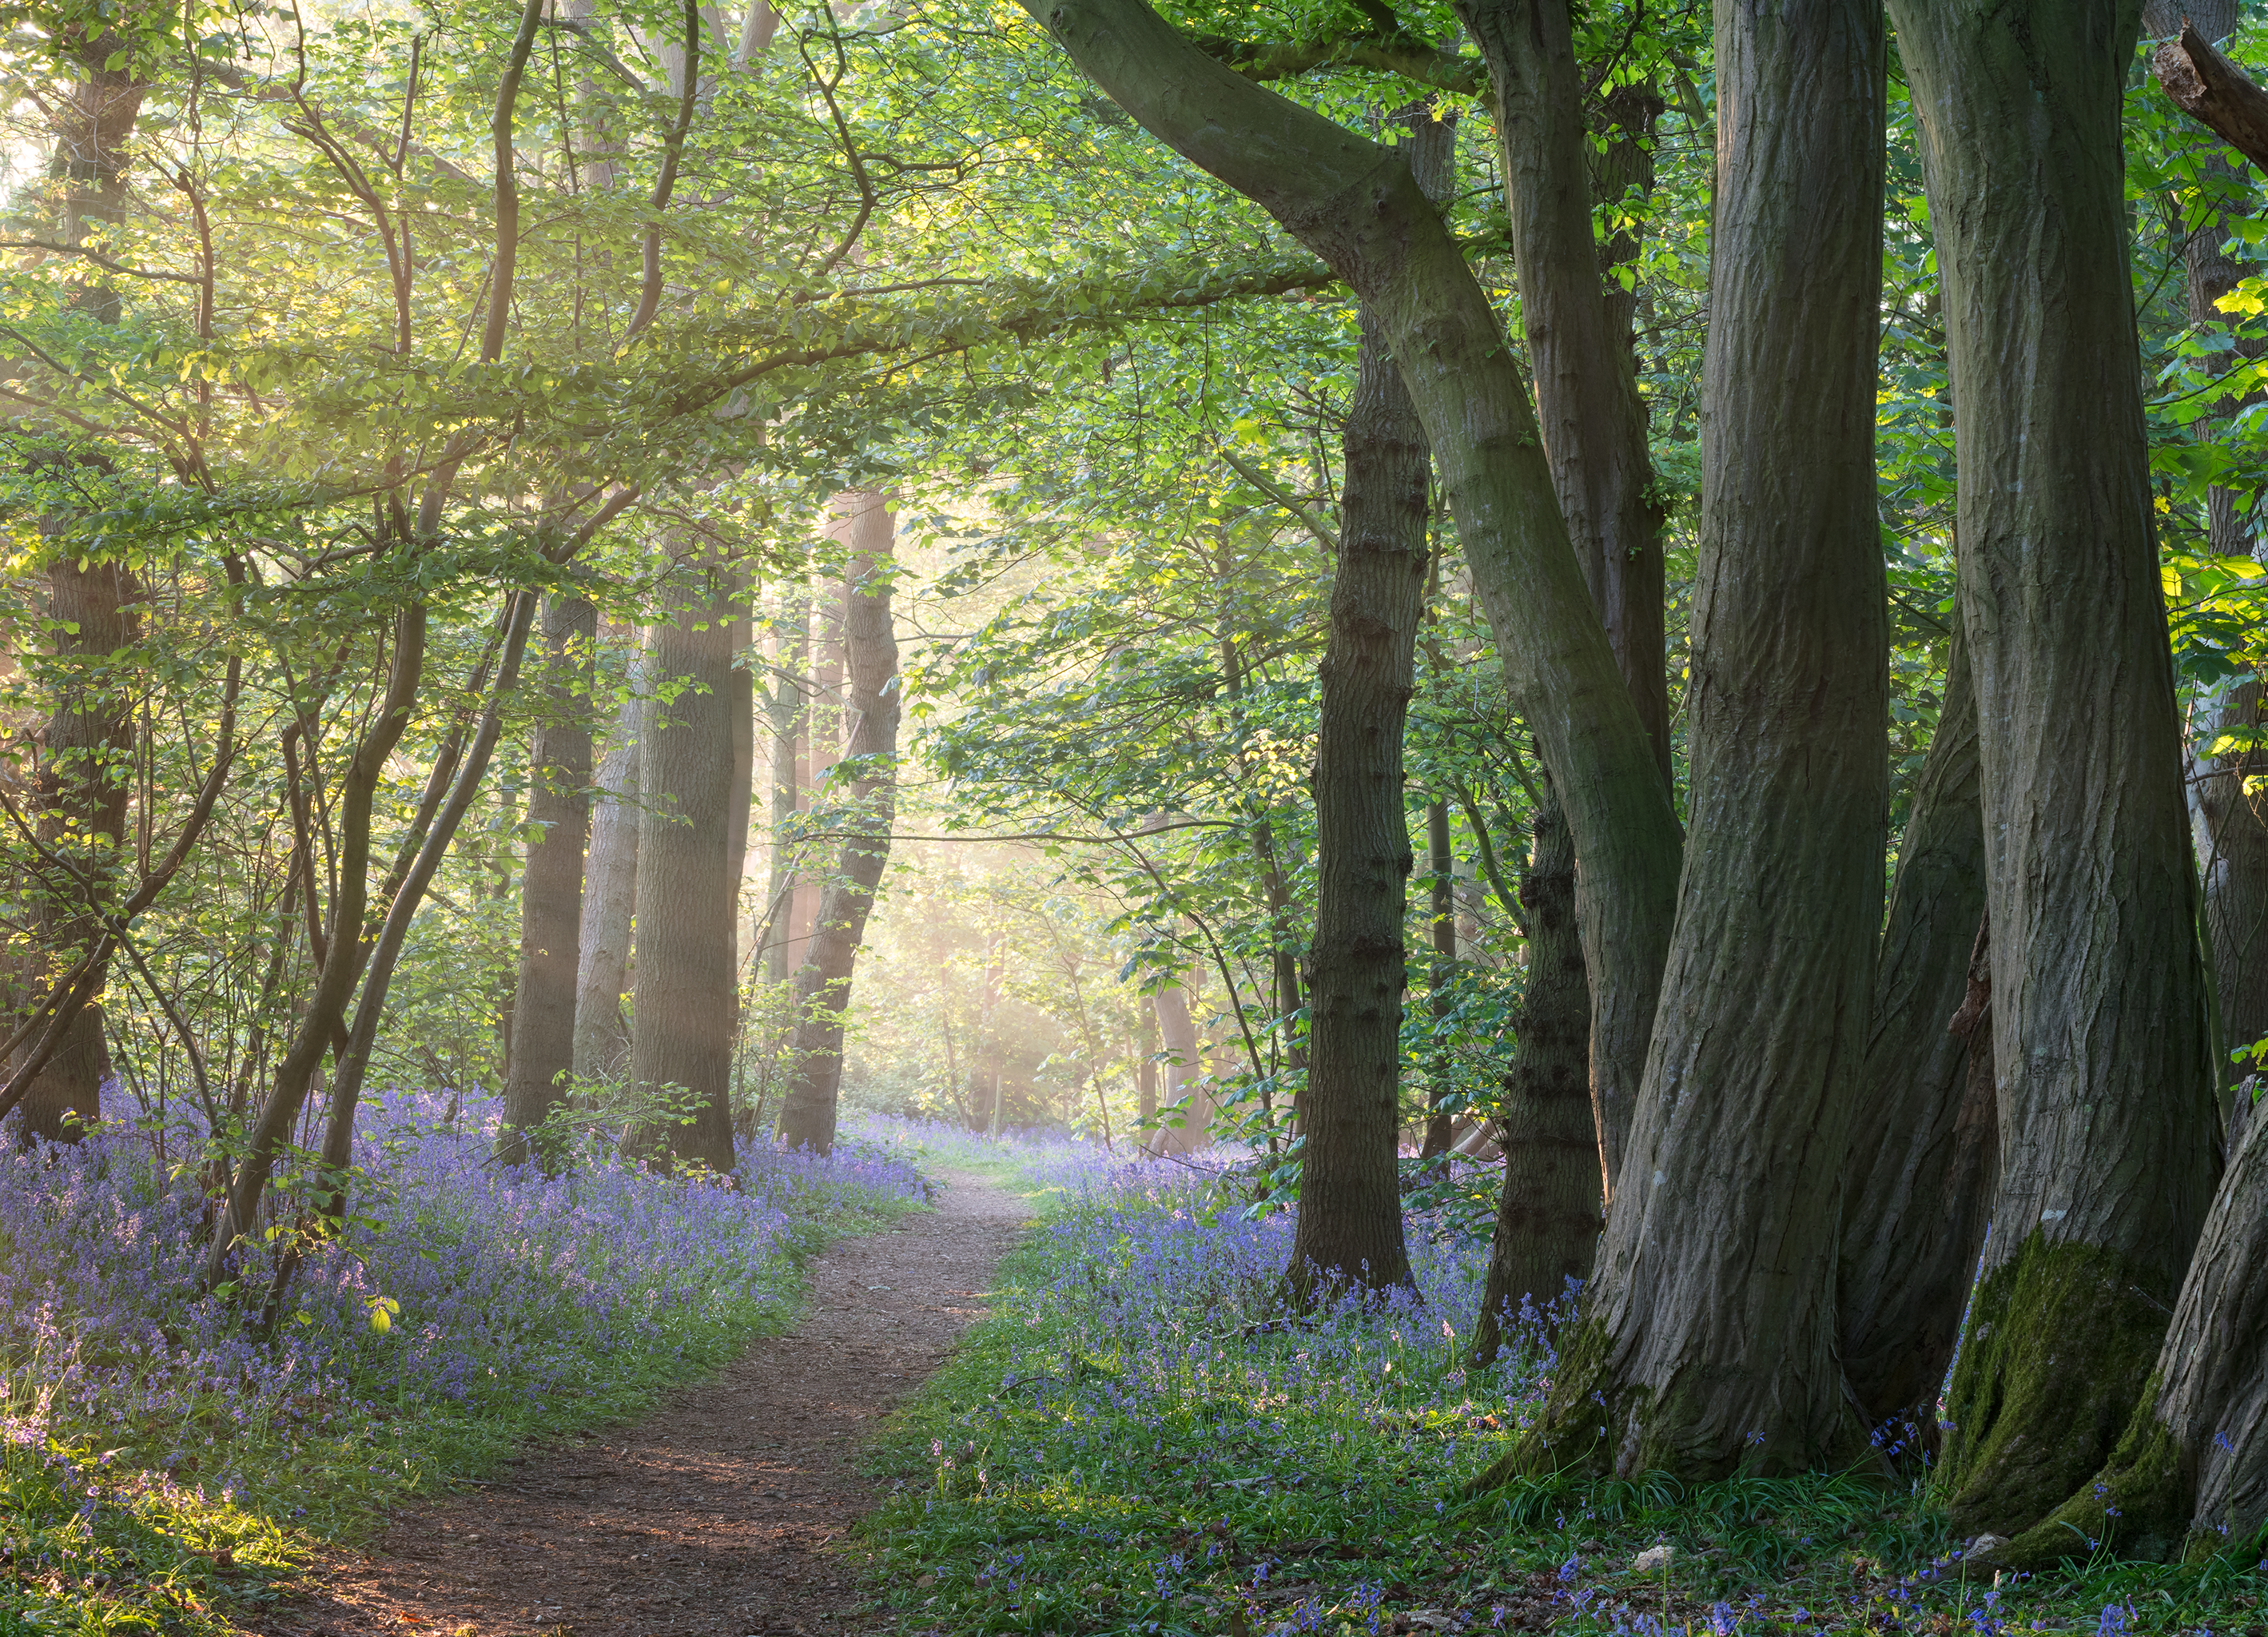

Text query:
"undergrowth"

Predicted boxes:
[[859, 1159, 2268, 1637]]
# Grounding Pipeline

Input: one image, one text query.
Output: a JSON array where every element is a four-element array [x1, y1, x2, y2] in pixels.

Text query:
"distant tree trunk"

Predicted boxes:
[[627, 568, 739, 1175], [723, 600, 754, 1124], [1893, 0, 2223, 1537], [13, 556, 137, 1141], [1470, 781, 1598, 1366], [1282, 106, 1448, 1305], [1152, 977, 1200, 1151], [1136, 994, 1161, 1154], [499, 595, 596, 1168], [1999, 1082, 2268, 1564], [1501, 0, 1888, 1481], [1838, 631, 1992, 1426], [1418, 796, 1458, 1160], [572, 683, 641, 1083], [778, 494, 901, 1153], [761, 591, 807, 989]]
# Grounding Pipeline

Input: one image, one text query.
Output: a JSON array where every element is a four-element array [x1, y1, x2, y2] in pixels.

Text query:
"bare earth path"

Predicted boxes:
[[250, 1172, 1032, 1637]]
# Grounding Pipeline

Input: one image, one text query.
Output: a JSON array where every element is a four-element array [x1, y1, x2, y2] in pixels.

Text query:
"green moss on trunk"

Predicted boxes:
[[1939, 1235, 2175, 1537], [1989, 1384, 2189, 1569]]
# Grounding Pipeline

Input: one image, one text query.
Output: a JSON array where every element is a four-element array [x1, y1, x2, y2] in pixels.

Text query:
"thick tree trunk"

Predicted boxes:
[[761, 592, 807, 989], [1470, 783, 1597, 1366], [627, 572, 739, 1174], [1152, 976, 1201, 1152], [14, 558, 137, 1141], [499, 595, 596, 1168], [1137, 994, 1162, 1153], [1893, 0, 2224, 1538], [1838, 631, 1992, 1426], [777, 495, 901, 1153], [1282, 109, 1450, 1306], [1498, 0, 1887, 1481], [572, 685, 641, 1082], [1025, 0, 1684, 1190], [1997, 1087, 2268, 1565]]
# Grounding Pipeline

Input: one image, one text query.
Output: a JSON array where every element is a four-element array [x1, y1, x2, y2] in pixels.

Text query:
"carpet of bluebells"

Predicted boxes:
[[859, 1129, 2268, 1637], [1, 1090, 925, 1635]]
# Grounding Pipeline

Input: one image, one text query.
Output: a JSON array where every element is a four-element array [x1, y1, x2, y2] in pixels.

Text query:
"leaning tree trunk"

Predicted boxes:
[[626, 572, 739, 1175], [572, 682, 641, 1083], [1460, 0, 1673, 1189], [1025, 0, 1684, 1185], [499, 595, 596, 1168], [1282, 107, 1450, 1307], [1469, 779, 1597, 1366], [1892, 0, 2224, 1539], [1493, 0, 1888, 1483], [14, 556, 137, 1141], [1997, 1086, 2268, 1565], [777, 494, 901, 1153], [1837, 629, 1992, 1427]]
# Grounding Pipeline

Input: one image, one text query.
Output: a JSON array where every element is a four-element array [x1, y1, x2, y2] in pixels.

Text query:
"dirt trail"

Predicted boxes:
[[253, 1171, 1032, 1637]]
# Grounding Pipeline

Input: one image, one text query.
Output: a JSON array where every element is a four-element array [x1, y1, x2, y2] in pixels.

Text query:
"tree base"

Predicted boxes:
[[1938, 1236, 2175, 1539]]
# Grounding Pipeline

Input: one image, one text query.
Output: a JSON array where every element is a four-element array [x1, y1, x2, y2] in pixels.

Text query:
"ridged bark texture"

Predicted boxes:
[[1470, 785, 1598, 1366], [14, 558, 137, 1141], [1891, 0, 2223, 1537], [1502, 0, 1888, 1481], [1282, 110, 1450, 1305], [2000, 1088, 2268, 1565], [572, 687, 640, 1083], [1026, 0, 1683, 1197], [778, 496, 900, 1153], [1839, 631, 1992, 1424], [499, 595, 596, 1168], [627, 577, 738, 1175]]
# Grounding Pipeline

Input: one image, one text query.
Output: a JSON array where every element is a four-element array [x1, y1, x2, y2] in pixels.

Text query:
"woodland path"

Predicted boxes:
[[249, 1171, 1034, 1637]]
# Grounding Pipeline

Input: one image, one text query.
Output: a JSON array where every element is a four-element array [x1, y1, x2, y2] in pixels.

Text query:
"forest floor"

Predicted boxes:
[[239, 1170, 1034, 1637]]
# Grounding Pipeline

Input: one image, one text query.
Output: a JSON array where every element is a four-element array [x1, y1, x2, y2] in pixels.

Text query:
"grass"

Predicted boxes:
[[0, 1100, 928, 1636], [854, 1152, 2268, 1637]]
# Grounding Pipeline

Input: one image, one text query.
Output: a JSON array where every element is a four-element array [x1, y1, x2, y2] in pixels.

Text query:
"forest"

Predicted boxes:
[[6, 0, 2268, 1633]]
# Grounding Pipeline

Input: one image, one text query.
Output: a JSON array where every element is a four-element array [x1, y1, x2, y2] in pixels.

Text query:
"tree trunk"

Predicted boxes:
[[1282, 107, 1450, 1306], [1470, 782, 1597, 1366], [1152, 976, 1200, 1152], [499, 595, 596, 1168], [761, 591, 806, 989], [1137, 994, 1161, 1154], [1838, 631, 1993, 1428], [1892, 0, 2224, 1538], [627, 572, 739, 1175], [1996, 1083, 2268, 1565], [1024, 0, 1685, 1195], [778, 494, 901, 1153], [572, 683, 641, 1082], [1498, 0, 1888, 1481], [14, 557, 137, 1141]]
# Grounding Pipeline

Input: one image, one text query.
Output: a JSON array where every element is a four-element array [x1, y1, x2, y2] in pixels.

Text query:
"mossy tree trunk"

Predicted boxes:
[[778, 495, 901, 1154], [1891, 0, 2223, 1538], [1838, 630, 1992, 1427], [1023, 0, 1685, 1185], [1492, 0, 1888, 1482], [1283, 108, 1450, 1305], [1469, 779, 1596, 1367], [498, 595, 596, 1169]]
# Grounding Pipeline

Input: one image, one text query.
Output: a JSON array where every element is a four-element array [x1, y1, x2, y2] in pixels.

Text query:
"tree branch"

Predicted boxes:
[[2155, 22, 2268, 173], [1192, 33, 1485, 94]]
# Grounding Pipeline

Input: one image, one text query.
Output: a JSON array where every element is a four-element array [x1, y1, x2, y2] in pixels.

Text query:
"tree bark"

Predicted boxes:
[[1418, 795, 1458, 1161], [2151, 21, 2268, 175], [777, 494, 901, 1153], [627, 570, 739, 1175], [1282, 107, 1450, 1306], [1024, 0, 1685, 1195], [572, 683, 641, 1083], [1995, 1081, 2268, 1565], [1892, 0, 2224, 1538], [14, 557, 137, 1141], [761, 591, 807, 989], [499, 595, 596, 1168], [1470, 782, 1597, 1366], [1152, 975, 1201, 1152], [1460, 0, 1669, 797], [1137, 993, 1162, 1154], [1838, 630, 1992, 1426], [1498, 0, 1888, 1481]]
